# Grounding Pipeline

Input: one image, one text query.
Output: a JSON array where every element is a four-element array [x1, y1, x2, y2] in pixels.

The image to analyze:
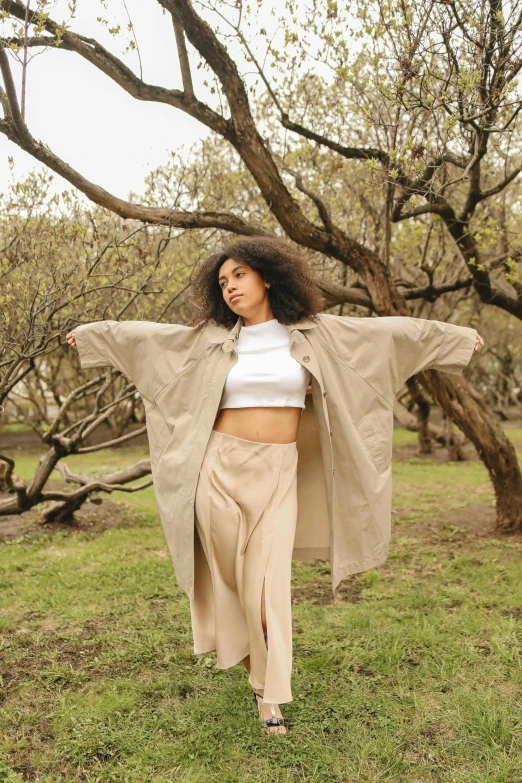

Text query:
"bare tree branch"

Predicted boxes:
[[478, 165, 522, 201], [283, 164, 335, 232], [170, 8, 194, 97], [0, 44, 32, 145], [158, 0, 335, 252], [0, 112, 271, 232], [0, 0, 228, 136]]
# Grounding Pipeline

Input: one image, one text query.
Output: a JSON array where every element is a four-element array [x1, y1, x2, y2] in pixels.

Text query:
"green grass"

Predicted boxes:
[[0, 429, 521, 782]]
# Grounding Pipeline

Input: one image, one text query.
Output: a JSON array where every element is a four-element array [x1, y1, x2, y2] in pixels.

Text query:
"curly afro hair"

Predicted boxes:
[[189, 236, 325, 328]]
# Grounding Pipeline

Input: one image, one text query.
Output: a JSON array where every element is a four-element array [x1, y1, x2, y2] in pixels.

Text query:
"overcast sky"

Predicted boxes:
[[0, 0, 211, 202]]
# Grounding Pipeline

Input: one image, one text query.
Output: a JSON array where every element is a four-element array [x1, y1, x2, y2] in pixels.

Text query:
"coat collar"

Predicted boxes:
[[206, 315, 320, 345]]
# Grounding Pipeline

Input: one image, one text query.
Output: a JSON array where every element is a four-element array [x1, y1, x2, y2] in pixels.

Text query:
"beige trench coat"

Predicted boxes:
[[74, 313, 478, 600]]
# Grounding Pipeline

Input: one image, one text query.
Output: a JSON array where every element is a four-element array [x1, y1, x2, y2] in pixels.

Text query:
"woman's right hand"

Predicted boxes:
[[66, 329, 77, 348]]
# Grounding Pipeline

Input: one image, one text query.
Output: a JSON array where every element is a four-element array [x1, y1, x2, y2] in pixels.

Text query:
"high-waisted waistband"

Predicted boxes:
[[210, 428, 297, 449]]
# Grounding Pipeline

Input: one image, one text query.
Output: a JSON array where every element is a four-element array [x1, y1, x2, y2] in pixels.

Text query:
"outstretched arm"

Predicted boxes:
[[323, 314, 484, 401], [66, 320, 176, 405], [383, 316, 483, 394]]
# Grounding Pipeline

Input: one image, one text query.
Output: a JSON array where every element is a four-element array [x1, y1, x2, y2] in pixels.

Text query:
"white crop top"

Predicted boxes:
[[218, 319, 312, 410]]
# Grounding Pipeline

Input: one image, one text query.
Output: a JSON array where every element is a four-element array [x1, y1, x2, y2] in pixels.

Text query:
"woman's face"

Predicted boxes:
[[218, 258, 270, 314]]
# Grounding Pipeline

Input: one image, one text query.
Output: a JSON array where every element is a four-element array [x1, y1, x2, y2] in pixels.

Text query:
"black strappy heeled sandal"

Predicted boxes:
[[253, 689, 286, 732], [252, 632, 287, 732]]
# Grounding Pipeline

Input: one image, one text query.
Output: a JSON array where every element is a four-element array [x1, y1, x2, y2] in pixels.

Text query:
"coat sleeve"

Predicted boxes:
[[385, 316, 478, 392], [73, 319, 168, 402]]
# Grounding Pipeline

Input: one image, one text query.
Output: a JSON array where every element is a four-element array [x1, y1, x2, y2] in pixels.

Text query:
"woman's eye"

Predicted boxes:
[[221, 272, 244, 289], [221, 273, 243, 288]]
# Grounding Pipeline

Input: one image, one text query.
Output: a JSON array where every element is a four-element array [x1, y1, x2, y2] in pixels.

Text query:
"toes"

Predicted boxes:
[[264, 725, 286, 734]]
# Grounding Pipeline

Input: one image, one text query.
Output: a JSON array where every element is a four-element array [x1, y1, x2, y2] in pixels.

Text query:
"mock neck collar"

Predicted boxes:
[[206, 314, 320, 345]]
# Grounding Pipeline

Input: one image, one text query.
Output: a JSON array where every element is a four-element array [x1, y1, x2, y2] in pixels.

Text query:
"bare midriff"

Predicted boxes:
[[212, 406, 302, 444]]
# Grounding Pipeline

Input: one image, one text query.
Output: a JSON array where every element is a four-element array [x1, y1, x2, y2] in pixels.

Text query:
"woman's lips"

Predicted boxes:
[[230, 294, 243, 303]]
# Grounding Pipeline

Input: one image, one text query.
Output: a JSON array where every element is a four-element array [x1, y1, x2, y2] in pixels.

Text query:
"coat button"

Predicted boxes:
[[323, 391, 327, 398], [332, 469, 335, 475], [303, 355, 310, 362], [329, 430, 333, 437]]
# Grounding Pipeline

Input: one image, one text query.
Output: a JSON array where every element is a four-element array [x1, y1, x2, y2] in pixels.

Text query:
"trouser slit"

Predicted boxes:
[[261, 578, 267, 642]]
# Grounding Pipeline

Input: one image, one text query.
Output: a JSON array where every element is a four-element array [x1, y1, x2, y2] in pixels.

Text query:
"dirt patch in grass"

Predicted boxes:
[[0, 493, 137, 544], [0, 631, 105, 705], [0, 614, 172, 707], [403, 500, 522, 544], [292, 573, 363, 606]]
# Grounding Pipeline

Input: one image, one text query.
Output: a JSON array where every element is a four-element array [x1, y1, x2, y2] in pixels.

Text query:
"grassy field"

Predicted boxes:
[[0, 428, 521, 782]]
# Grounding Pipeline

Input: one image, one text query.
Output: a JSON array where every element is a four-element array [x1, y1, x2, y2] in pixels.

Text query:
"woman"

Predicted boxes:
[[67, 237, 484, 736], [187, 238, 325, 735]]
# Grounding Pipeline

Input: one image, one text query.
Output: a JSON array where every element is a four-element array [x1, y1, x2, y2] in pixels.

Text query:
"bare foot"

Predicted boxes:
[[254, 689, 287, 735]]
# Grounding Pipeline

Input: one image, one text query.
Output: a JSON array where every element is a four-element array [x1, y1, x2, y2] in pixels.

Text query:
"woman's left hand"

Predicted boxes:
[[474, 333, 485, 353]]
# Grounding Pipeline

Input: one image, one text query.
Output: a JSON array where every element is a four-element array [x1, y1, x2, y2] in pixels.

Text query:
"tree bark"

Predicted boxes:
[[418, 369, 522, 533], [405, 378, 433, 455]]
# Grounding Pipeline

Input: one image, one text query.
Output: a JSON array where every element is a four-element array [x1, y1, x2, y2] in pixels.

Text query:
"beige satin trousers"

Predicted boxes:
[[190, 428, 299, 705]]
